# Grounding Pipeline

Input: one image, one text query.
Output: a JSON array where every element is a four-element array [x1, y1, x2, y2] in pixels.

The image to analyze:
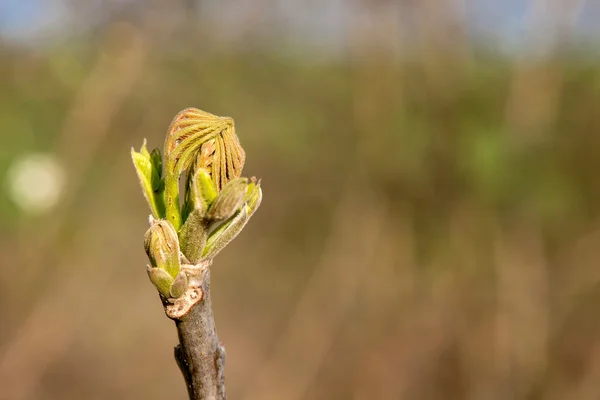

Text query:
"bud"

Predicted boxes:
[[200, 179, 263, 260], [147, 266, 174, 298], [206, 177, 248, 221], [170, 271, 188, 298], [192, 167, 218, 215], [144, 220, 181, 278]]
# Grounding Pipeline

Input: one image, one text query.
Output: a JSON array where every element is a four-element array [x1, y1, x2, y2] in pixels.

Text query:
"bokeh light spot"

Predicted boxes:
[[6, 153, 66, 214]]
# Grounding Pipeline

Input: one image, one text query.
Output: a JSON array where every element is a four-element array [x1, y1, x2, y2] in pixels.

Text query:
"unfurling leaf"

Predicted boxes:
[[134, 108, 263, 305], [162, 108, 246, 231], [131, 140, 165, 219], [150, 148, 163, 192]]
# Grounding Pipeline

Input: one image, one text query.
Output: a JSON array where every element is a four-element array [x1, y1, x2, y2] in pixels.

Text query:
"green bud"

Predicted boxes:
[[147, 267, 174, 298], [200, 179, 263, 260], [144, 220, 181, 278], [183, 166, 217, 220], [170, 271, 188, 298], [207, 177, 248, 221], [194, 167, 218, 213]]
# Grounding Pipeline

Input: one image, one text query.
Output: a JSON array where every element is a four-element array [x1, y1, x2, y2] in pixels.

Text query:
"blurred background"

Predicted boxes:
[[1, 0, 600, 399]]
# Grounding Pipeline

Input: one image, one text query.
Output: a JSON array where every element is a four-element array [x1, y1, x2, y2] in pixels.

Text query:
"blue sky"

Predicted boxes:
[[1, 0, 598, 48], [0, 0, 66, 41]]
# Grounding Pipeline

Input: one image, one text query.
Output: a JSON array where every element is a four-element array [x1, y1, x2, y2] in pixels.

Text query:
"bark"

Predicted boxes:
[[173, 269, 226, 400]]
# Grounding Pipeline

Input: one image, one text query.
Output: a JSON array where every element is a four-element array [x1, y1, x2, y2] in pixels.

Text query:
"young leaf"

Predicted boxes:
[[131, 140, 165, 219], [162, 108, 246, 231]]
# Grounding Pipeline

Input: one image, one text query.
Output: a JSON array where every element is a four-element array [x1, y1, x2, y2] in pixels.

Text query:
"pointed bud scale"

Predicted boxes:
[[245, 180, 262, 217], [144, 220, 181, 278]]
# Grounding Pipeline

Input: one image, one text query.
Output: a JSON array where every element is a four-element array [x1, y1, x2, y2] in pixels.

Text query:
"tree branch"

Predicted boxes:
[[132, 108, 261, 399], [173, 268, 226, 400]]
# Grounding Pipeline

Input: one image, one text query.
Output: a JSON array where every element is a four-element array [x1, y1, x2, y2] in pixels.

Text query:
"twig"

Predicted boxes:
[[132, 108, 262, 399], [173, 268, 226, 400]]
